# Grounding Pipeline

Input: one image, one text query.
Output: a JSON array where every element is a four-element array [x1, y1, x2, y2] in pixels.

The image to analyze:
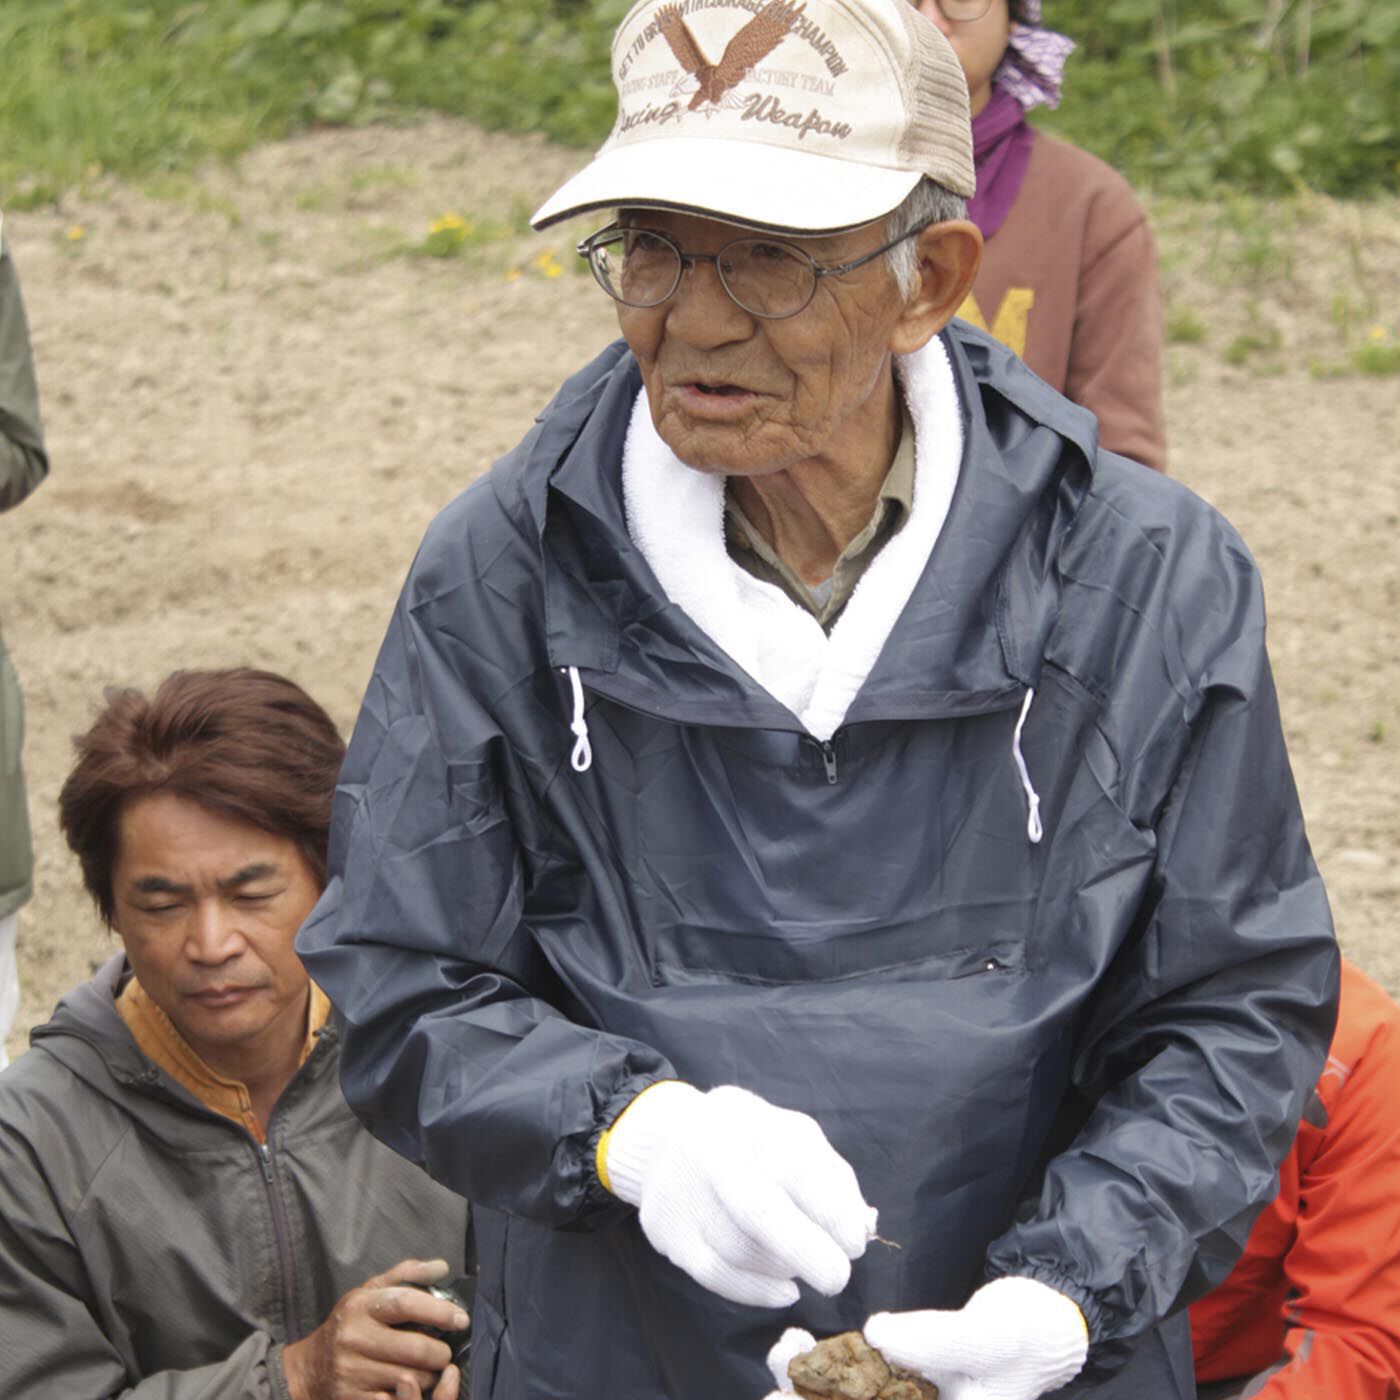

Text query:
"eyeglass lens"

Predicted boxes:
[[590, 230, 816, 317]]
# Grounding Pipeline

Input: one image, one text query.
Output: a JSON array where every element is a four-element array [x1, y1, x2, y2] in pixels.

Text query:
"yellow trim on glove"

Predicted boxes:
[[596, 1123, 618, 1194], [595, 1081, 675, 1195]]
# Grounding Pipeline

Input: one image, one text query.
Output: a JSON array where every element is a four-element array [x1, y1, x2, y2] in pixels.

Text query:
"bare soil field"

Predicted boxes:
[[3, 117, 1398, 1057]]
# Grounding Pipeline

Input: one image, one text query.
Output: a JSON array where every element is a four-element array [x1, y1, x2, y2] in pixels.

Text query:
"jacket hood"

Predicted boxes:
[[26, 953, 340, 1141], [28, 952, 154, 1098], [507, 321, 1099, 731]]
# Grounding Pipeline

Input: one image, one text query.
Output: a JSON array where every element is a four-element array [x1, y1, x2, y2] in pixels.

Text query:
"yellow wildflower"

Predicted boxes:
[[65, 224, 85, 242], [1366, 324, 1389, 343], [428, 212, 469, 236]]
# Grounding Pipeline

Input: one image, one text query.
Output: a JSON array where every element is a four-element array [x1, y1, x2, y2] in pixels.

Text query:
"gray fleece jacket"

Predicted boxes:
[[0, 954, 469, 1398]]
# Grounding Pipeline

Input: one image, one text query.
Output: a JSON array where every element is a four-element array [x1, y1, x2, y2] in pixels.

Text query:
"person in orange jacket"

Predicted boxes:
[[1190, 955, 1400, 1399]]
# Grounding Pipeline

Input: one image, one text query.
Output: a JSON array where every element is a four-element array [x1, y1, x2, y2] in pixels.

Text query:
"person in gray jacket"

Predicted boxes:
[[0, 668, 471, 1400], [0, 212, 50, 1068], [298, 0, 1338, 1397]]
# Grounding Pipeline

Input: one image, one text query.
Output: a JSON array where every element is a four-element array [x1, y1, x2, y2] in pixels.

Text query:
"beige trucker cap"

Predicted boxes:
[[531, 0, 975, 234]]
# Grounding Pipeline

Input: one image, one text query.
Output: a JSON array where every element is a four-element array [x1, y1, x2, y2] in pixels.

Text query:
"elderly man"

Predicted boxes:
[[0, 669, 471, 1400], [297, 0, 1337, 1397]]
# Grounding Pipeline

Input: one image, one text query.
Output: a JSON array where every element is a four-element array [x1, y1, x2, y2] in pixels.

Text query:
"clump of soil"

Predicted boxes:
[[788, 1331, 939, 1400]]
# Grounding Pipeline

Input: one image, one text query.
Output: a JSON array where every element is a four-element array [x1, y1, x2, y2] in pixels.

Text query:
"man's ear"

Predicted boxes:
[[889, 219, 983, 356]]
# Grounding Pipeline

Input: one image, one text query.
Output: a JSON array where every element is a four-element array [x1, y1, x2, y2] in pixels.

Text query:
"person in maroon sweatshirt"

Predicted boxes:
[[914, 0, 1167, 472]]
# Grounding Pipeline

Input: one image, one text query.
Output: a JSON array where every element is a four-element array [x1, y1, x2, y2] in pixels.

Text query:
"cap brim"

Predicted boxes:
[[530, 135, 922, 235]]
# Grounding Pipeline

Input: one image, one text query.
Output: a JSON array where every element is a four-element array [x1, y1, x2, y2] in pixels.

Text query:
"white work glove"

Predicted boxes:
[[762, 1326, 819, 1395], [601, 1082, 877, 1308], [864, 1277, 1090, 1400]]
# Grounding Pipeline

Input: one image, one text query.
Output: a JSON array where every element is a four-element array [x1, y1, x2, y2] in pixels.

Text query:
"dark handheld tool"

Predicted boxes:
[[401, 1274, 474, 1390]]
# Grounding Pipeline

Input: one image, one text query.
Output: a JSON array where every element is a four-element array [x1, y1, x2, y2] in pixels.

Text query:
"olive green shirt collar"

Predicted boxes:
[[724, 402, 916, 631]]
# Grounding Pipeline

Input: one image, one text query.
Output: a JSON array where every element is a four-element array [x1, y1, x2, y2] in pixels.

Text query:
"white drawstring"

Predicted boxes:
[[1012, 687, 1043, 845], [562, 666, 593, 773]]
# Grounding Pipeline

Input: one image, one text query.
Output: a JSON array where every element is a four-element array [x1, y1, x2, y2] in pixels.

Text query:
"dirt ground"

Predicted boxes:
[[3, 117, 1398, 1058]]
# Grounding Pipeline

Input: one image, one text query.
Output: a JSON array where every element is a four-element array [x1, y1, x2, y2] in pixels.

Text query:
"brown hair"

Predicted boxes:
[[58, 668, 346, 925]]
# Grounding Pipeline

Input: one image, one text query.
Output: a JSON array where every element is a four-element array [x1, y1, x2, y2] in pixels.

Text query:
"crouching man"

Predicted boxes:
[[0, 668, 470, 1400]]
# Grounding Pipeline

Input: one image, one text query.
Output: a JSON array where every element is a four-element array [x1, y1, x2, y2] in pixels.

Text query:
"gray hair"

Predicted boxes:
[[884, 177, 968, 300]]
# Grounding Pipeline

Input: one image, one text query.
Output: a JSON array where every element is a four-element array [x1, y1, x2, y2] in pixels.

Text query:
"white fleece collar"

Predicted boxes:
[[622, 335, 962, 740]]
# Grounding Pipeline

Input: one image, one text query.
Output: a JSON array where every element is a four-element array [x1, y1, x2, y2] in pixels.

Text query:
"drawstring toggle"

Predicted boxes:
[[1012, 687, 1043, 845], [562, 666, 593, 773]]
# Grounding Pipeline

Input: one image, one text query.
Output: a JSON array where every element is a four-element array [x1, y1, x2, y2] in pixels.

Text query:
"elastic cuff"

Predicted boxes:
[[1070, 1301, 1089, 1341], [269, 1342, 295, 1400], [601, 1080, 701, 1204], [595, 1079, 688, 1197]]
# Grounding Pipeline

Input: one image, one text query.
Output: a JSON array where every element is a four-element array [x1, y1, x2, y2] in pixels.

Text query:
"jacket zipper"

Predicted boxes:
[[555, 673, 850, 785], [565, 670, 1021, 790], [114, 1024, 336, 1348], [568, 673, 1028, 761], [257, 1136, 302, 1343]]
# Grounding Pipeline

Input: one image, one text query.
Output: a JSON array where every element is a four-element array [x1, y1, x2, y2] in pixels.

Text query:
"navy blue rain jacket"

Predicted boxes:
[[298, 323, 1338, 1400]]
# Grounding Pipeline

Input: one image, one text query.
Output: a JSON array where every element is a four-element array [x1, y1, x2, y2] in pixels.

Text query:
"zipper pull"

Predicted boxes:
[[820, 740, 838, 785]]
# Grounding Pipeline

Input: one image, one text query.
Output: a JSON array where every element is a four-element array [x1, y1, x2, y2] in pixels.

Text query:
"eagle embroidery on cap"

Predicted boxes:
[[656, 0, 803, 110]]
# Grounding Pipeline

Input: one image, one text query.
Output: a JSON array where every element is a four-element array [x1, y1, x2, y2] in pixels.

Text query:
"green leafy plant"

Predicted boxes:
[[1308, 324, 1400, 378], [1038, 0, 1399, 196], [1165, 305, 1207, 344], [1, 0, 1396, 201], [1351, 340, 1400, 376], [0, 0, 625, 200], [410, 211, 516, 258], [1222, 321, 1281, 366]]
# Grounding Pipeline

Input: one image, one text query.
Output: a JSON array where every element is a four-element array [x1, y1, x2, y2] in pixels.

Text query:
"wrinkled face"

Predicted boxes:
[[918, 0, 1011, 115], [110, 793, 320, 1074], [616, 210, 912, 479]]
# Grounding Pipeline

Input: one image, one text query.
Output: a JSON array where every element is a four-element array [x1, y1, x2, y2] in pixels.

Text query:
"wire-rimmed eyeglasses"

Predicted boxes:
[[921, 0, 996, 21], [576, 223, 922, 320]]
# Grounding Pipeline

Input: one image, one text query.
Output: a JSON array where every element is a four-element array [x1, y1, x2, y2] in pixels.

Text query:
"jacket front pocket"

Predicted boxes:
[[649, 915, 1028, 986]]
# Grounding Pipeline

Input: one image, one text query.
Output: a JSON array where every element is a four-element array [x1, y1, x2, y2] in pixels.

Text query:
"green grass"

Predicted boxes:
[[348, 163, 419, 194], [2, 0, 1396, 204], [0, 0, 623, 205], [1351, 340, 1400, 376], [408, 211, 519, 259], [1165, 306, 1208, 345], [1222, 323, 1281, 368], [1036, 1, 1400, 198], [1308, 328, 1400, 379], [1, 5, 283, 201]]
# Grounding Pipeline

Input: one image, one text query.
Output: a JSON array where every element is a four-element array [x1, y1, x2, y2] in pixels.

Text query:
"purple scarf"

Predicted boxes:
[[967, 6, 1076, 238], [967, 90, 1035, 239], [997, 5, 1076, 114]]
